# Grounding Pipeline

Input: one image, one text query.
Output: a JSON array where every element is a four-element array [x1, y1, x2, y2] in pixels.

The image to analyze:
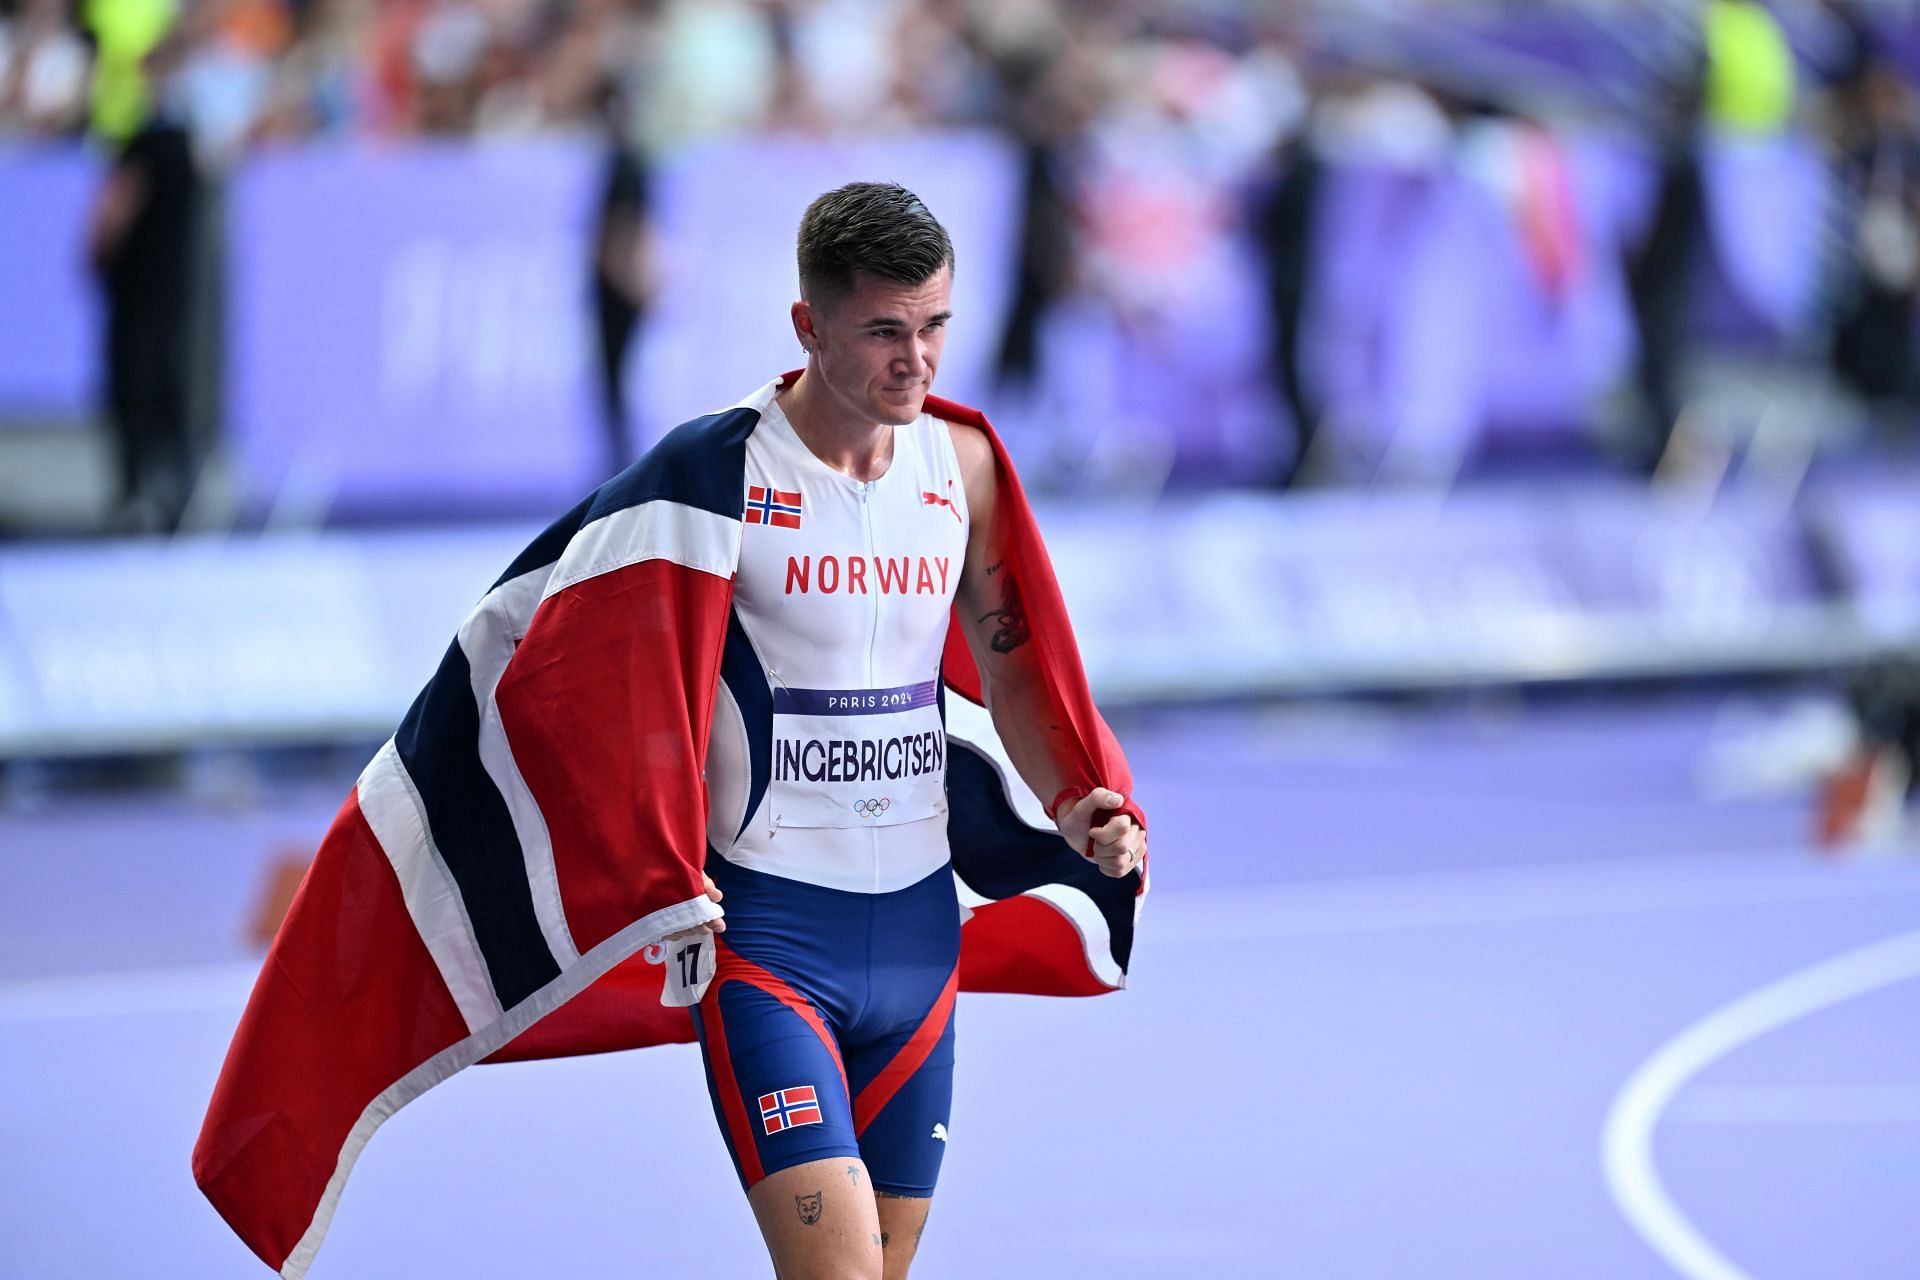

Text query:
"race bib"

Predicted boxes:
[[647, 931, 716, 1008], [768, 679, 948, 830]]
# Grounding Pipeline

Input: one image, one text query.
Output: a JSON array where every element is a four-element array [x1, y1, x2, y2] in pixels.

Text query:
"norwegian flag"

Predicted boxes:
[[193, 377, 1145, 1280], [759, 1085, 824, 1134], [745, 484, 803, 529]]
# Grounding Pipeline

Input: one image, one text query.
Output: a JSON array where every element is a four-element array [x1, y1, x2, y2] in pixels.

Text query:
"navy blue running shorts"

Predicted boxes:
[[689, 859, 959, 1197]]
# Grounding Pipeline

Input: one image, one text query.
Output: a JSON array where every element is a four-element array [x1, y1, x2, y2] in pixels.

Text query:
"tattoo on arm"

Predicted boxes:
[[795, 1192, 823, 1226], [985, 559, 1005, 576], [978, 576, 1031, 654], [881, 1232, 890, 1248]]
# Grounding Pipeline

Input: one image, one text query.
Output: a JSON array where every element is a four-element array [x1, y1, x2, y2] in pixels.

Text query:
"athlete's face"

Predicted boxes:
[[795, 267, 951, 428]]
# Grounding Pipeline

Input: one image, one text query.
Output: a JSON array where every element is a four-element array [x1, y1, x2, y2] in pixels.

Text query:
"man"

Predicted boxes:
[[88, 31, 199, 533], [588, 75, 654, 475], [194, 183, 1144, 1280], [674, 182, 1145, 1278]]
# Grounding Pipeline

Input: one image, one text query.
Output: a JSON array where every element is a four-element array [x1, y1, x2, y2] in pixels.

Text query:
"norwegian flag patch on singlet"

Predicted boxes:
[[745, 485, 803, 528]]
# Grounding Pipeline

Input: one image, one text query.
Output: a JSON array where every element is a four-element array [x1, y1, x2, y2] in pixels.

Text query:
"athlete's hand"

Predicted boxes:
[[1056, 788, 1146, 878], [664, 872, 724, 941]]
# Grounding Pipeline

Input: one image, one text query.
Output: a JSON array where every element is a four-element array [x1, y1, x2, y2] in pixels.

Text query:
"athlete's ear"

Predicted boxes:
[[791, 299, 818, 354]]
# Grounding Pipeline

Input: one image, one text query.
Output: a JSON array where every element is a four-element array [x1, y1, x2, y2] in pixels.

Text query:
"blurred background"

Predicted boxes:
[[4, 1, 1920, 1277]]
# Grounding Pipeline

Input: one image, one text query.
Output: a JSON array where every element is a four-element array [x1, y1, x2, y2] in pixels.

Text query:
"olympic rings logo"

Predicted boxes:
[[852, 797, 892, 819]]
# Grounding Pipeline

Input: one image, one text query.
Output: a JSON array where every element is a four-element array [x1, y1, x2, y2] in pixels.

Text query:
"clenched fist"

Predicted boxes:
[[1055, 787, 1146, 878]]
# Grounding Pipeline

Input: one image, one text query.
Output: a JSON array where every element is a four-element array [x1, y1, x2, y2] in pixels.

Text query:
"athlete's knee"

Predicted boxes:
[[874, 1191, 930, 1280]]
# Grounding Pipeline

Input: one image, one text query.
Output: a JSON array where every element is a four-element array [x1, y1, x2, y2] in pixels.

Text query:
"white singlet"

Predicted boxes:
[[704, 380, 971, 894]]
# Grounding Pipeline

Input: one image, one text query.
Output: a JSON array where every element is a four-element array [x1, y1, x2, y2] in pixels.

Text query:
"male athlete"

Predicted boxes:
[[674, 182, 1146, 1278], [193, 182, 1143, 1280]]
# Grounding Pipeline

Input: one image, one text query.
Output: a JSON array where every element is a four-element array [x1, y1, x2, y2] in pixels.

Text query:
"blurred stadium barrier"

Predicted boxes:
[[2, 476, 1917, 757]]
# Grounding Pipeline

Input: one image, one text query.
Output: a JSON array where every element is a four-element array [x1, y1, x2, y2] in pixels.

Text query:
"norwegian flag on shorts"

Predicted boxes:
[[759, 1085, 824, 1134], [745, 484, 803, 529]]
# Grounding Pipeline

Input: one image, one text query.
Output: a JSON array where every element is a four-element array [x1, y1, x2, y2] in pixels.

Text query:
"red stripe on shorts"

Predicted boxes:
[[853, 966, 958, 1136], [698, 979, 763, 1186], [714, 940, 849, 1093]]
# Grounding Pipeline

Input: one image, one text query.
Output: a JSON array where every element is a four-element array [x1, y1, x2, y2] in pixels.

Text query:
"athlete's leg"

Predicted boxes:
[[692, 947, 882, 1278], [873, 1191, 932, 1279], [747, 1156, 886, 1280], [836, 865, 960, 1278], [842, 966, 955, 1279]]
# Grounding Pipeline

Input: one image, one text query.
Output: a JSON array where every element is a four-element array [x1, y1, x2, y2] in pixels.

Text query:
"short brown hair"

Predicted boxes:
[[796, 182, 954, 304]]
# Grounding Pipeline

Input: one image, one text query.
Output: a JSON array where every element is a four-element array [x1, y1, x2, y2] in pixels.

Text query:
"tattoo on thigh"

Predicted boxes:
[[874, 1190, 914, 1200], [979, 577, 1031, 654], [846, 1165, 860, 1186], [874, 1233, 884, 1247], [795, 1192, 823, 1226]]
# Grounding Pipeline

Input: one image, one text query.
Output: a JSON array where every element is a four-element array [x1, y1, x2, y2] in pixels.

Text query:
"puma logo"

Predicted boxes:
[[922, 481, 962, 524], [931, 1122, 948, 1142]]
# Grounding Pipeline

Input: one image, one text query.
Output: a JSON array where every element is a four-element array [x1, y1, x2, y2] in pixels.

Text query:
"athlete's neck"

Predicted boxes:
[[778, 367, 894, 483]]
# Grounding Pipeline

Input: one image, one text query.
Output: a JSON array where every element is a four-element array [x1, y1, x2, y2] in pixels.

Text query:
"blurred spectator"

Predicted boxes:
[[641, 0, 775, 145], [0, 0, 94, 137], [1622, 44, 1705, 475], [990, 10, 1079, 399], [757, 0, 831, 135], [1804, 0, 1878, 103], [1829, 56, 1920, 425], [1249, 35, 1324, 487], [1701, 0, 1795, 137], [407, 0, 489, 132], [82, 0, 177, 140], [252, 0, 370, 140], [87, 29, 200, 532], [589, 74, 654, 474], [1611, 0, 1796, 475], [1285, 69, 1455, 484], [777, 0, 890, 131], [1821, 654, 1920, 848], [173, 0, 287, 163], [879, 0, 995, 129], [1052, 26, 1296, 488]]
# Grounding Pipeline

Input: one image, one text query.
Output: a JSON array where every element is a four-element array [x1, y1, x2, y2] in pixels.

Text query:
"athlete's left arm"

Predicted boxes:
[[949, 424, 1145, 879]]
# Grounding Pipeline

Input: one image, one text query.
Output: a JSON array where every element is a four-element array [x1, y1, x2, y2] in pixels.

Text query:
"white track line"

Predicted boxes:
[[1601, 928, 1920, 1280]]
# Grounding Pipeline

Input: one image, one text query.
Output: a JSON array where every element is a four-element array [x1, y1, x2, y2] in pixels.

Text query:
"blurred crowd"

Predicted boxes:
[[0, 0, 1294, 155], [10, 0, 1920, 522], [3, 2, 1912, 154]]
